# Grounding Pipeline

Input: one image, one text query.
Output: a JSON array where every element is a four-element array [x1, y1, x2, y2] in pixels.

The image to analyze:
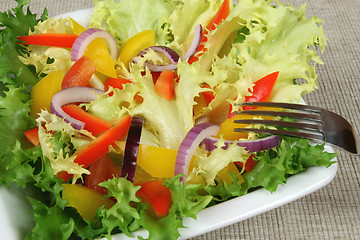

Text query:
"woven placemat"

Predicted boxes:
[[1, 0, 359, 239]]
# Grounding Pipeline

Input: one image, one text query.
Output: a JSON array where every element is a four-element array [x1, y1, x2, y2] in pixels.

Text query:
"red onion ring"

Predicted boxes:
[[175, 123, 221, 179], [181, 24, 203, 61], [133, 46, 180, 72], [71, 28, 118, 61], [50, 87, 105, 130], [201, 135, 282, 152], [120, 116, 145, 182]]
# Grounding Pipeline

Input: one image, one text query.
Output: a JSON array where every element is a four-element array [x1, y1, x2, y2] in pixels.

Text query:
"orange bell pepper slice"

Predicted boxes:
[[154, 70, 175, 100]]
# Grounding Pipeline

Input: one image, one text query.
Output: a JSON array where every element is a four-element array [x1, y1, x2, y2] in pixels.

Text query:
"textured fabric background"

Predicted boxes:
[[1, 0, 359, 239]]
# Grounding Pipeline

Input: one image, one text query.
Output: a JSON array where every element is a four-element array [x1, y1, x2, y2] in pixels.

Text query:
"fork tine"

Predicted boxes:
[[237, 102, 322, 113], [234, 128, 325, 141], [233, 119, 324, 131], [235, 110, 323, 122]]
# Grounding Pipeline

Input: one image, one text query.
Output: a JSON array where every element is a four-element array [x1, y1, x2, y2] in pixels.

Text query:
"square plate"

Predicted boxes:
[[0, 8, 338, 240]]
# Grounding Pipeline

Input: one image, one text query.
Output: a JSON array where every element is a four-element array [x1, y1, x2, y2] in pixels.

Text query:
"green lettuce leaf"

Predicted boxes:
[[164, 175, 212, 219], [98, 177, 141, 238], [204, 138, 337, 202], [90, 0, 177, 45], [0, 0, 46, 88]]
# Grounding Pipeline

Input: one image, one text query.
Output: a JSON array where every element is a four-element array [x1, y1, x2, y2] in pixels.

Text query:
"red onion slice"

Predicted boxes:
[[121, 116, 145, 182], [143, 62, 177, 72], [175, 123, 221, 179], [71, 28, 118, 61], [181, 24, 203, 61], [202, 135, 282, 153], [50, 87, 105, 130], [133, 46, 180, 72]]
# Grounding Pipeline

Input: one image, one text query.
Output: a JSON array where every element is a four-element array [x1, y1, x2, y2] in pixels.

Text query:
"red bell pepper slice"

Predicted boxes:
[[136, 181, 172, 218], [154, 70, 175, 100], [17, 33, 78, 48], [244, 71, 279, 103], [235, 155, 257, 172], [104, 77, 132, 96], [188, 0, 230, 64], [58, 115, 131, 182], [104, 77, 143, 103], [61, 55, 96, 89], [62, 104, 112, 136], [228, 71, 280, 118], [24, 127, 40, 146], [84, 154, 121, 195], [201, 83, 215, 104]]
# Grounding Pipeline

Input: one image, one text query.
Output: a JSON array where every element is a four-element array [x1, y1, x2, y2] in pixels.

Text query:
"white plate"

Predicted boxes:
[[0, 8, 338, 240]]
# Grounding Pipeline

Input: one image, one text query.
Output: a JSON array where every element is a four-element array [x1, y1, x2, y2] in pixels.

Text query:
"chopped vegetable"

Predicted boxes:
[[62, 183, 115, 220], [17, 33, 78, 48], [175, 123, 221, 179], [136, 181, 172, 218], [61, 55, 96, 89], [137, 144, 178, 178], [181, 24, 203, 61], [84, 38, 117, 78], [118, 29, 156, 69], [202, 135, 281, 153], [104, 77, 132, 95], [71, 28, 118, 61], [84, 154, 121, 194], [24, 126, 40, 146], [62, 104, 112, 135], [154, 70, 176, 100], [121, 116, 145, 182], [30, 70, 65, 119]]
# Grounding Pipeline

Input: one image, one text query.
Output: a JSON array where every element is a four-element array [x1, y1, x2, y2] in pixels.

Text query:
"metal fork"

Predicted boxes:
[[233, 102, 360, 155]]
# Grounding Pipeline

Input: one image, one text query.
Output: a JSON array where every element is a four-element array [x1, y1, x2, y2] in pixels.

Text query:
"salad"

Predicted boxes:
[[0, 0, 337, 239]]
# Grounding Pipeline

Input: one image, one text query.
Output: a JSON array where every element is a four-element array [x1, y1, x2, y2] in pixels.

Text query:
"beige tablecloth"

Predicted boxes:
[[1, 0, 359, 239]]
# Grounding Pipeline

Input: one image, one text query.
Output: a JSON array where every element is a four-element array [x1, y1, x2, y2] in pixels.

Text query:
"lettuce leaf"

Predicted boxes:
[[18, 16, 75, 77], [204, 138, 337, 202], [36, 110, 94, 183], [187, 138, 248, 185], [136, 176, 212, 240], [0, 0, 46, 88], [201, 0, 327, 103], [90, 0, 177, 45]]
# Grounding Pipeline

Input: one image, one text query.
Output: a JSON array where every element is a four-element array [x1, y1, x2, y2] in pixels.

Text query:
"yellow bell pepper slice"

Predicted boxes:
[[216, 162, 244, 185], [217, 114, 252, 140], [62, 184, 114, 220], [70, 18, 117, 78], [84, 38, 118, 78], [30, 70, 65, 119], [70, 18, 87, 35], [136, 144, 177, 178], [118, 29, 156, 69], [218, 107, 280, 140]]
